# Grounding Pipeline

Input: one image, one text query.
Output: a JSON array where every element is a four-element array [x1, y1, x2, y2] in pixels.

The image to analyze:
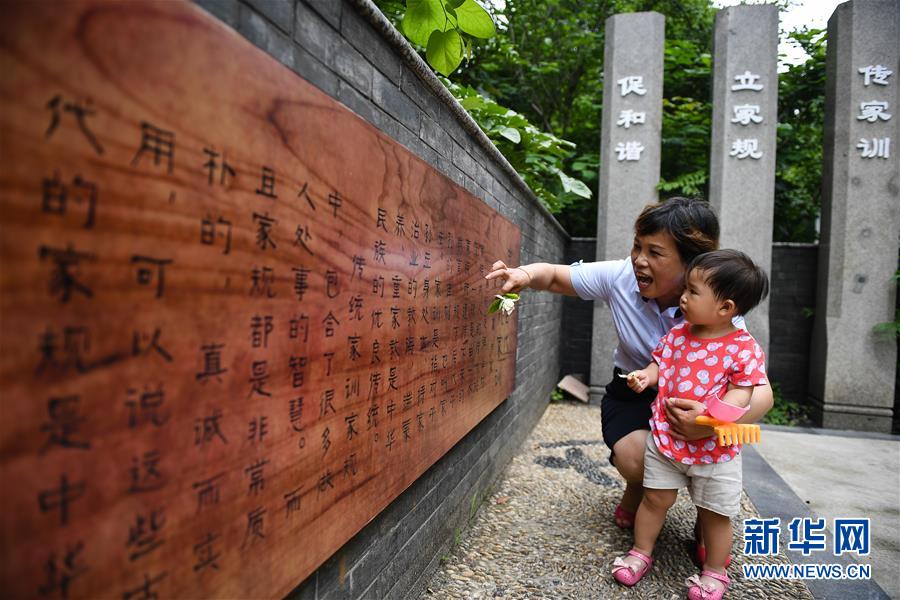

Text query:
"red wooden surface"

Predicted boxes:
[[0, 2, 520, 597]]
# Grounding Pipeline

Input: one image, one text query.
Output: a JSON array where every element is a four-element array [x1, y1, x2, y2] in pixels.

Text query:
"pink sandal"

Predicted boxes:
[[612, 549, 653, 586], [685, 569, 730, 600], [614, 504, 635, 529]]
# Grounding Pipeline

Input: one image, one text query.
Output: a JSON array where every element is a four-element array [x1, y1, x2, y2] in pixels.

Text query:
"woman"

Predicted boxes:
[[485, 196, 773, 562]]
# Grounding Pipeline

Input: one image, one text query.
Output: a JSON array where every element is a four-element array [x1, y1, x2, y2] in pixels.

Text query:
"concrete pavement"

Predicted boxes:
[[744, 424, 899, 599]]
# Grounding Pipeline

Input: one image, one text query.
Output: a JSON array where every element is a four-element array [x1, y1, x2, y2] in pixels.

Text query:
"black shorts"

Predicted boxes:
[[601, 367, 656, 467]]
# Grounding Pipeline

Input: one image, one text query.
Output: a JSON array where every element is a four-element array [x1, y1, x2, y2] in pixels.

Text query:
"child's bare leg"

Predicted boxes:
[[697, 507, 732, 588], [621, 488, 677, 569], [620, 482, 643, 515]]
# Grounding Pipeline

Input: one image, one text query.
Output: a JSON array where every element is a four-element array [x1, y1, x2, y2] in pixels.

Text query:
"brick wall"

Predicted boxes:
[[767, 243, 818, 404], [192, 0, 567, 598], [560, 238, 596, 383]]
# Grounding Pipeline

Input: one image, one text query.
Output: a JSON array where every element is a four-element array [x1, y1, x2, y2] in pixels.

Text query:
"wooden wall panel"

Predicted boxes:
[[0, 2, 520, 597]]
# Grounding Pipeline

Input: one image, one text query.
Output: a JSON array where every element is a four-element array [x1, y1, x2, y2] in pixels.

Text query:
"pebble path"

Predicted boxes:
[[422, 400, 813, 599]]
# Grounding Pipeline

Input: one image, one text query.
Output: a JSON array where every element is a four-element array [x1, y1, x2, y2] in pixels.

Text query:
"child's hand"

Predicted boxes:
[[626, 370, 650, 393]]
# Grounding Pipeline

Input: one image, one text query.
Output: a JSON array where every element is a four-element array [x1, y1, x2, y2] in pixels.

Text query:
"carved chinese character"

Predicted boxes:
[[617, 75, 647, 96], [45, 95, 103, 154], [131, 122, 174, 173]]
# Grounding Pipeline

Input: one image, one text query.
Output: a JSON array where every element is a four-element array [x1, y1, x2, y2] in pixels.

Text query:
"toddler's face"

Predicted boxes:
[[679, 269, 723, 325]]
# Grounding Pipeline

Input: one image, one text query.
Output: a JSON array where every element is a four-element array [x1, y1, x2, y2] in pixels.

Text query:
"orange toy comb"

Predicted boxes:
[[695, 415, 761, 445]]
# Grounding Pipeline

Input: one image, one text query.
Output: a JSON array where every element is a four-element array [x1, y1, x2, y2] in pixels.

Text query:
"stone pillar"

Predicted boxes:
[[708, 4, 778, 355], [809, 0, 899, 432], [590, 12, 665, 402]]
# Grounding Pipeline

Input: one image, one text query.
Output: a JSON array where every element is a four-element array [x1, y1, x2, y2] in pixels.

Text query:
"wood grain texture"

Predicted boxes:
[[0, 2, 520, 598]]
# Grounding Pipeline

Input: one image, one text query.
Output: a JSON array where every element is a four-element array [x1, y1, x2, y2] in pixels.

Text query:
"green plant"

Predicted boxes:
[[873, 270, 900, 338], [439, 526, 464, 564], [443, 79, 592, 213], [550, 389, 564, 402], [774, 28, 827, 242], [762, 382, 813, 427], [381, 0, 496, 75], [487, 292, 519, 315]]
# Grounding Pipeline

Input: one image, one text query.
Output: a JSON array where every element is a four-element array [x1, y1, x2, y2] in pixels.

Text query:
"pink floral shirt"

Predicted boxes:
[[650, 322, 768, 464]]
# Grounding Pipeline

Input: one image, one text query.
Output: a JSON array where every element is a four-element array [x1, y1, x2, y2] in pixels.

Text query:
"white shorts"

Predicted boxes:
[[642, 433, 743, 517]]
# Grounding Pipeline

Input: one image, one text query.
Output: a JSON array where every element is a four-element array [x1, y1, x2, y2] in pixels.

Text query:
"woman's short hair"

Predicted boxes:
[[634, 197, 720, 264]]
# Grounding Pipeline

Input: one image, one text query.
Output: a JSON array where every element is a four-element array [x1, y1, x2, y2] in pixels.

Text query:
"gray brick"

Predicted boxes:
[[294, 1, 338, 63], [337, 79, 399, 139], [474, 163, 493, 193], [451, 140, 478, 179], [333, 37, 373, 97], [394, 124, 438, 168], [293, 44, 339, 97], [435, 154, 462, 184], [373, 70, 420, 133], [243, 0, 293, 33], [462, 176, 478, 196], [340, 7, 403, 84], [238, 4, 295, 68], [419, 114, 452, 156], [193, 0, 239, 26], [400, 69, 441, 120], [305, 0, 341, 29], [283, 572, 316, 599]]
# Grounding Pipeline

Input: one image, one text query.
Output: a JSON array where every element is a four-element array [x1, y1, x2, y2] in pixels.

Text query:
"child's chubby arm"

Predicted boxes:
[[739, 383, 773, 424], [706, 383, 755, 423], [721, 383, 752, 409], [626, 362, 659, 393]]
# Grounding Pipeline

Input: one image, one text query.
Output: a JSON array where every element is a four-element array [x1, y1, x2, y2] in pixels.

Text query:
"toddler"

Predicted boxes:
[[611, 249, 769, 600]]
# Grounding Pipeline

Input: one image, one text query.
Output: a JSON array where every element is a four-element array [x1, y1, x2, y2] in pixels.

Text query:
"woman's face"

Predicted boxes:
[[630, 231, 686, 308]]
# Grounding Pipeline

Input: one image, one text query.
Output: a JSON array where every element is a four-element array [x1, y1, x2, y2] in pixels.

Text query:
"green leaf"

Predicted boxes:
[[498, 126, 521, 143], [401, 0, 450, 47], [447, 0, 466, 7], [487, 298, 502, 314], [460, 95, 486, 110], [503, 293, 519, 300], [454, 0, 495, 39], [557, 170, 592, 198], [426, 29, 464, 75]]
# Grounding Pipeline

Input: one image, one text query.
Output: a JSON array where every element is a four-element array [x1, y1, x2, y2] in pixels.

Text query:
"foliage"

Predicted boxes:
[[439, 0, 719, 235], [763, 383, 813, 427], [774, 28, 827, 242], [658, 39, 714, 199], [550, 389, 564, 402], [377, 1, 593, 213], [445, 80, 591, 213], [377, 1, 828, 241], [873, 271, 900, 338], [379, 0, 496, 76], [487, 291, 521, 315]]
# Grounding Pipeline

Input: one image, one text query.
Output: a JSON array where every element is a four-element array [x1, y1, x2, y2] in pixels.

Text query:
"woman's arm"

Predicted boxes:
[[666, 383, 774, 440], [485, 261, 577, 296]]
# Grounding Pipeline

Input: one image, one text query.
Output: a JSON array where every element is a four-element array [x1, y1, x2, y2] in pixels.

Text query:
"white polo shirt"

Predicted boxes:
[[570, 259, 682, 373], [570, 259, 744, 374]]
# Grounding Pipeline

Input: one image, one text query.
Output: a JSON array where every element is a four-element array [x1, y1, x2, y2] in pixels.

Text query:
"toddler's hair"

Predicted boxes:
[[686, 249, 769, 315]]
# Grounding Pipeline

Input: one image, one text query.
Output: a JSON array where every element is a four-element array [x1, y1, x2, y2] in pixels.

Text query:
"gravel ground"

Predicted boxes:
[[421, 401, 813, 599]]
